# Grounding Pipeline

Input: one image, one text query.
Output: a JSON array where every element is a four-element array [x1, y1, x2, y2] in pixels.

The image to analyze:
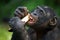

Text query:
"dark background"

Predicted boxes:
[[0, 0, 60, 40]]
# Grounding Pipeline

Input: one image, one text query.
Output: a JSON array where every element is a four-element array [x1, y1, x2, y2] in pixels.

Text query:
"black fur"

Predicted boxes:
[[8, 7, 30, 40], [28, 6, 60, 40]]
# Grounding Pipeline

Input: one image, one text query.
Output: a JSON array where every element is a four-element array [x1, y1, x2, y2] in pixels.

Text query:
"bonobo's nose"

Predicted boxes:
[[30, 13, 38, 20], [31, 12, 38, 16]]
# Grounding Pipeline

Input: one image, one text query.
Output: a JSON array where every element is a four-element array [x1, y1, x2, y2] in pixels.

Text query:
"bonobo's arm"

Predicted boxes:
[[9, 6, 29, 32], [9, 17, 30, 40]]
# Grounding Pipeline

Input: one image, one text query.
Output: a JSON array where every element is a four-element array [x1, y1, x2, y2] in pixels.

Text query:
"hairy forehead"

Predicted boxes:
[[32, 8, 42, 13], [31, 6, 56, 20]]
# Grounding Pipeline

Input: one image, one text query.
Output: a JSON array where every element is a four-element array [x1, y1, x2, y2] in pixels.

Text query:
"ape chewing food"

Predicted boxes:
[[21, 14, 30, 23]]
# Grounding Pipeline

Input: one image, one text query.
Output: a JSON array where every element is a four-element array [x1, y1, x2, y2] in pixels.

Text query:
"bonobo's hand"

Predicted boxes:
[[9, 17, 25, 32], [9, 6, 29, 32], [14, 6, 29, 18]]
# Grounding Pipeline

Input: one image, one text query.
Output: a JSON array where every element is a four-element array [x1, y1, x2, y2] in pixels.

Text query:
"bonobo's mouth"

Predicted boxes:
[[21, 13, 38, 25], [21, 14, 36, 24], [27, 15, 36, 25]]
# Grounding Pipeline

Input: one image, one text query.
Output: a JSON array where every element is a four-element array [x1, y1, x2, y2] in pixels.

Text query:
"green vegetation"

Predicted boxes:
[[0, 24, 12, 40], [0, 0, 60, 20]]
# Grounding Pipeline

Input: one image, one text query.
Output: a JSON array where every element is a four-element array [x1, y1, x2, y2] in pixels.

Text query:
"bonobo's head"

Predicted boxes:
[[27, 6, 57, 31]]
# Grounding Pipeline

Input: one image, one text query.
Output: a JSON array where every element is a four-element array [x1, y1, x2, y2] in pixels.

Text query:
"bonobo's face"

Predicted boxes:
[[28, 7, 47, 27], [27, 6, 55, 30]]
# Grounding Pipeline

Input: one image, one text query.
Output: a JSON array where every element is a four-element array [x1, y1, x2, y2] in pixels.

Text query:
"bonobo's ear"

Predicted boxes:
[[49, 16, 57, 26]]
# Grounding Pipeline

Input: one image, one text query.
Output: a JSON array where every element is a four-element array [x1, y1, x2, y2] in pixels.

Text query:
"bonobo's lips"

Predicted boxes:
[[28, 15, 36, 25], [21, 14, 36, 25]]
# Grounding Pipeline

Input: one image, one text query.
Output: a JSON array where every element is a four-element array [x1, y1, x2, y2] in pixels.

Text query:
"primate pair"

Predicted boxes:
[[9, 6, 60, 40]]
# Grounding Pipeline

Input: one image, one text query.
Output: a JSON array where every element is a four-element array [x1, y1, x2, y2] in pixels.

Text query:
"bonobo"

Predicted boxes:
[[9, 6, 30, 40], [27, 6, 60, 40], [9, 6, 60, 40]]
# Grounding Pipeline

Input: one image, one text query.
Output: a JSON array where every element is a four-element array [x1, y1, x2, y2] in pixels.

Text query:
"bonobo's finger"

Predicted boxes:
[[8, 28, 13, 32], [9, 17, 26, 29], [14, 6, 29, 18]]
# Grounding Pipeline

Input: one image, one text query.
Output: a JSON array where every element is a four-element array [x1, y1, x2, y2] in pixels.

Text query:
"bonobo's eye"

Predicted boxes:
[[33, 13, 37, 16], [32, 10, 38, 16], [38, 9, 44, 16], [40, 10, 43, 14]]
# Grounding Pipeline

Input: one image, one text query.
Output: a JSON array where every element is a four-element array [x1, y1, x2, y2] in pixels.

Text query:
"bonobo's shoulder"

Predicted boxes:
[[44, 27, 60, 40]]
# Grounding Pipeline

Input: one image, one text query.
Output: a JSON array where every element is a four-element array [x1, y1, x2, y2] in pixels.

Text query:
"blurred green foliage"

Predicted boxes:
[[0, 0, 60, 40], [0, 24, 12, 40], [0, 0, 60, 21]]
